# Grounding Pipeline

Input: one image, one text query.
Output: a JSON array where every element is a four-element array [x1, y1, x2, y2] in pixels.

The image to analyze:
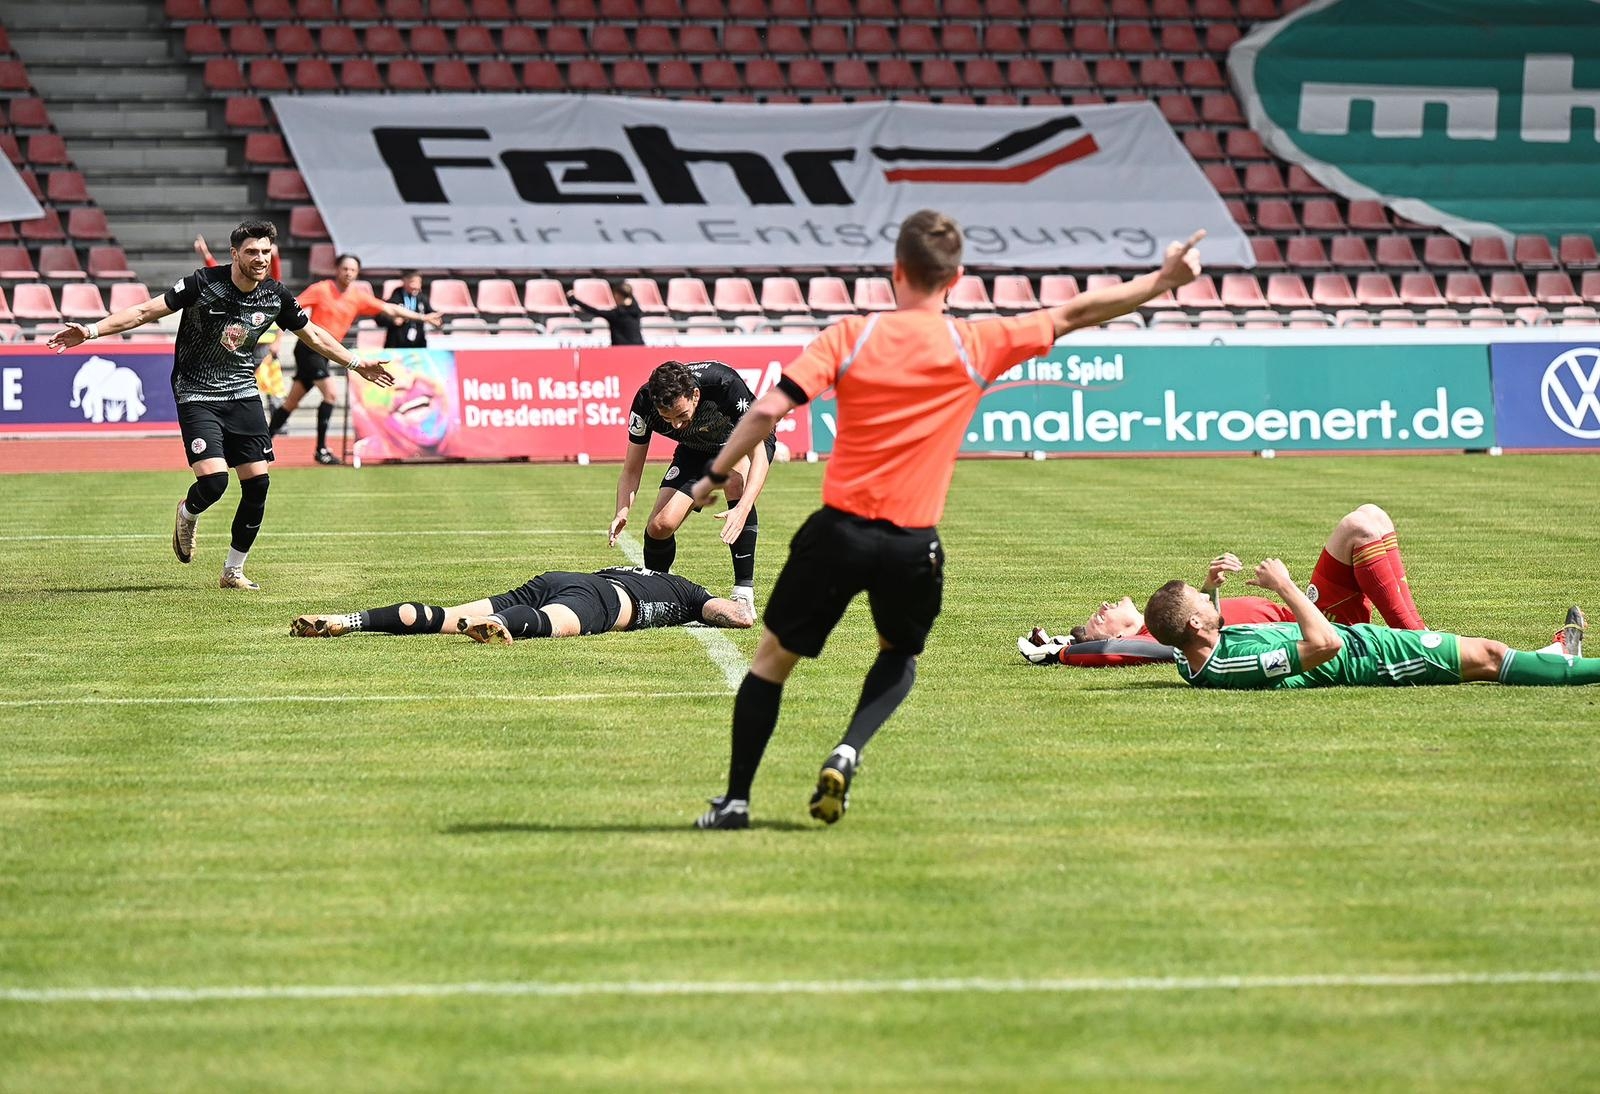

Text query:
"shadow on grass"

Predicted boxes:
[[442, 819, 815, 835]]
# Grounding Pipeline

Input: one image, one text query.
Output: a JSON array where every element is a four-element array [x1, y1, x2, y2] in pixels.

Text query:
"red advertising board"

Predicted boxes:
[[350, 344, 811, 462]]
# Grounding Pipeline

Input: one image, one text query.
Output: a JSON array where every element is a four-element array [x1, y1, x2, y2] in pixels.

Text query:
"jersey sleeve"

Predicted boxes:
[[1058, 637, 1178, 668], [275, 286, 311, 331], [161, 269, 205, 311], [962, 311, 1056, 382], [780, 319, 855, 402], [354, 288, 387, 318], [703, 362, 756, 416], [625, 385, 653, 445]]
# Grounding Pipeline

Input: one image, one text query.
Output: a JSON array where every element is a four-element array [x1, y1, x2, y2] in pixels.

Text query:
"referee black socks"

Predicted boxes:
[[726, 672, 784, 801], [840, 650, 918, 755], [315, 402, 335, 450]]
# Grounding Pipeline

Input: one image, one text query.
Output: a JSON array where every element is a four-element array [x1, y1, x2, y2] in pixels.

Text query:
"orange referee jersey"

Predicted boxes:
[[783, 309, 1055, 528], [297, 280, 385, 342]]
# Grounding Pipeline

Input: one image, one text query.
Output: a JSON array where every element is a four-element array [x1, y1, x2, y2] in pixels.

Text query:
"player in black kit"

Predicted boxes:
[[609, 360, 775, 613], [289, 566, 755, 641], [48, 220, 395, 590]]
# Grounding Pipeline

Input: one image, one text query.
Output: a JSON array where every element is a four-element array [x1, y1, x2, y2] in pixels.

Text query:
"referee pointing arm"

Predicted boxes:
[[48, 219, 395, 590], [687, 210, 1205, 829]]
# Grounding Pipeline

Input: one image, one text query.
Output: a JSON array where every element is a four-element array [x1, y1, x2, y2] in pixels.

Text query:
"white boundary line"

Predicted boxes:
[[4, 971, 1598, 1005], [0, 529, 597, 543], [615, 532, 747, 691], [0, 690, 728, 709]]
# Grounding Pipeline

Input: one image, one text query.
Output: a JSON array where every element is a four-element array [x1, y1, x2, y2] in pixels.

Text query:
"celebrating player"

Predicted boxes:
[[685, 209, 1207, 830], [1144, 558, 1594, 689], [47, 219, 395, 590], [291, 565, 753, 642], [1021, 504, 1433, 667], [610, 360, 774, 613]]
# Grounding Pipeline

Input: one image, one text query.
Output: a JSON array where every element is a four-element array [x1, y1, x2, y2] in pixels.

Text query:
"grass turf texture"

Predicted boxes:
[[2, 454, 1598, 1091]]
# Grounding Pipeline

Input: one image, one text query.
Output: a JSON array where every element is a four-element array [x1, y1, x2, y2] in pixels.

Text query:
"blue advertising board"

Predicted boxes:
[[0, 345, 178, 433], [1490, 343, 1600, 449]]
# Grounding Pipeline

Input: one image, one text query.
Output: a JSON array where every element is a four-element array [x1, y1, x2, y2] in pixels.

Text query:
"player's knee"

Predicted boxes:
[[193, 471, 229, 507], [239, 473, 269, 503], [644, 517, 678, 540], [1342, 504, 1390, 541]]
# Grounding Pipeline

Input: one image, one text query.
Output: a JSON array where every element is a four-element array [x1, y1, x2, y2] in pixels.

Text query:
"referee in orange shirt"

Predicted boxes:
[[688, 209, 1205, 829], [268, 253, 442, 464]]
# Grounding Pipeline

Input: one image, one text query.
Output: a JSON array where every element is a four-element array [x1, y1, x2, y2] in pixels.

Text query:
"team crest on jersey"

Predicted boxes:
[[219, 322, 248, 351], [248, 311, 267, 327], [1260, 648, 1291, 677], [1305, 583, 1320, 603]]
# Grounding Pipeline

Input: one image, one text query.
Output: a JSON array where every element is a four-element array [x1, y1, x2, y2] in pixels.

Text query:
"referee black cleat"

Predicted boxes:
[[694, 795, 750, 830], [314, 447, 342, 466], [1561, 605, 1586, 658], [808, 749, 856, 825]]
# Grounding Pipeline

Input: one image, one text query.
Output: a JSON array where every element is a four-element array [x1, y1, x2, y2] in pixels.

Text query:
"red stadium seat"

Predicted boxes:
[[273, 25, 315, 55], [88, 247, 137, 280], [454, 26, 497, 56], [12, 283, 60, 321], [66, 208, 111, 241], [758, 277, 808, 314], [295, 59, 337, 91], [167, 0, 206, 18], [570, 278, 616, 312], [296, 0, 337, 17], [1582, 272, 1600, 303], [38, 246, 86, 280], [409, 26, 451, 56], [1243, 163, 1287, 195], [1075, 26, 1113, 55], [1160, 24, 1202, 54], [1444, 273, 1490, 305], [385, 60, 429, 91], [0, 62, 29, 92], [1199, 93, 1244, 126], [743, 61, 785, 92], [805, 276, 855, 314], [1311, 274, 1356, 307], [1299, 199, 1345, 232], [1250, 237, 1286, 268], [854, 276, 895, 311], [564, 62, 609, 91], [666, 277, 715, 315], [1006, 60, 1050, 90], [384, 0, 425, 18], [1375, 235, 1421, 267], [341, 59, 384, 91], [45, 171, 89, 204], [712, 277, 762, 315], [1038, 275, 1079, 306], [1116, 22, 1157, 53], [60, 283, 107, 320], [1347, 201, 1391, 231], [1205, 23, 1242, 53], [1422, 236, 1468, 268], [475, 61, 518, 91], [1559, 235, 1599, 269], [184, 25, 225, 56], [1535, 271, 1582, 305], [1489, 273, 1536, 306], [921, 59, 963, 91], [1399, 274, 1446, 306], [1158, 94, 1199, 126], [8, 98, 50, 133], [244, 133, 290, 165], [226, 25, 271, 55], [27, 134, 70, 166], [248, 59, 292, 92], [0, 246, 37, 279], [1513, 235, 1557, 269], [963, 59, 1006, 90], [1176, 276, 1220, 307], [109, 282, 152, 311], [524, 278, 573, 317], [363, 26, 405, 56], [473, 279, 526, 317], [223, 96, 269, 129], [1095, 59, 1136, 88], [21, 210, 65, 241], [520, 61, 562, 90], [1286, 165, 1327, 195], [991, 275, 1040, 310], [427, 279, 477, 317], [1220, 273, 1266, 308], [1139, 59, 1183, 89], [1202, 164, 1241, 196], [1182, 59, 1227, 90], [983, 24, 1025, 54], [251, 0, 295, 18], [501, 26, 542, 54], [316, 26, 360, 56], [1329, 236, 1373, 268], [895, 23, 937, 55], [1468, 236, 1513, 268], [288, 205, 328, 240], [623, 278, 668, 314], [650, 61, 691, 92], [946, 275, 993, 312]]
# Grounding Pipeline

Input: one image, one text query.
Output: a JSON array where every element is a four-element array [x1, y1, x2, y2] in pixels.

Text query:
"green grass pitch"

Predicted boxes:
[[2, 454, 1598, 1091]]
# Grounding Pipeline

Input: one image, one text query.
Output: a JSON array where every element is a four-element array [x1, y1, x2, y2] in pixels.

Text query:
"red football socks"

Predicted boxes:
[[1351, 534, 1427, 630]]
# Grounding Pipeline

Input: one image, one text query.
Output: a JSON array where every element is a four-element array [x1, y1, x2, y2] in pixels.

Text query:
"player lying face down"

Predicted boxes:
[[291, 566, 753, 643]]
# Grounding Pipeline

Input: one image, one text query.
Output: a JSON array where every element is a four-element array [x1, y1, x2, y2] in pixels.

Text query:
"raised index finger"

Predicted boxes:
[[1179, 228, 1207, 252]]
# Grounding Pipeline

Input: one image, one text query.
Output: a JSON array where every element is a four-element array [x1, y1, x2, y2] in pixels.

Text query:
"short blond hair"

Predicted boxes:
[[1143, 581, 1196, 646]]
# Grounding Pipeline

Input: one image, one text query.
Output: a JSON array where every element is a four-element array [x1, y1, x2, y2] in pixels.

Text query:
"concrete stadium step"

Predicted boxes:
[[92, 181, 253, 212], [10, 35, 174, 65], [43, 103, 211, 136], [0, 0, 159, 30], [27, 67, 194, 100], [71, 140, 231, 173]]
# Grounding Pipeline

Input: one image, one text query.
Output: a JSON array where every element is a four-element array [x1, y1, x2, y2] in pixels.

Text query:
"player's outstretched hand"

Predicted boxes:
[[1155, 229, 1206, 290], [715, 506, 748, 545], [607, 513, 628, 547], [47, 323, 89, 354], [689, 475, 720, 510], [349, 358, 397, 389], [1204, 551, 1243, 590], [1246, 557, 1294, 595], [424, 312, 445, 329]]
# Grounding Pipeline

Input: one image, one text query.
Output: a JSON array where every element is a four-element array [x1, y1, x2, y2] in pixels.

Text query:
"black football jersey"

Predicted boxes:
[[625, 361, 758, 452], [163, 265, 309, 403]]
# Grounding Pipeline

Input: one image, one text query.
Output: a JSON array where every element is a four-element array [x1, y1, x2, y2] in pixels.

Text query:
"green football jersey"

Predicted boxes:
[[1176, 623, 1462, 690]]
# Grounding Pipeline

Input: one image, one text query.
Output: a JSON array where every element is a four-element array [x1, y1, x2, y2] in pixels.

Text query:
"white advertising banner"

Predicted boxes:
[[0, 157, 43, 224], [273, 95, 1253, 271]]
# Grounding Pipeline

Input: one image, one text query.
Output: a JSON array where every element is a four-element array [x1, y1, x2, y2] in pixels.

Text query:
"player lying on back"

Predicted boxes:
[[1143, 557, 1595, 689], [1020, 504, 1432, 667], [290, 566, 753, 644]]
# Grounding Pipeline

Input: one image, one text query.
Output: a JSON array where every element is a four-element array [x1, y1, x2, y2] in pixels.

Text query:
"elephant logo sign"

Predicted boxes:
[[69, 355, 147, 423]]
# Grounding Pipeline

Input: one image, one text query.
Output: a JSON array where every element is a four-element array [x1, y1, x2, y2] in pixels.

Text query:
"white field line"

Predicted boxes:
[[0, 529, 598, 543], [4, 971, 1598, 1006], [0, 690, 729, 710], [616, 532, 746, 692]]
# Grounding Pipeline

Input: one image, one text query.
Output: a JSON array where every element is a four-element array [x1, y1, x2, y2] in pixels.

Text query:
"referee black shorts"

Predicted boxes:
[[293, 340, 333, 384], [764, 506, 945, 658], [488, 572, 622, 635]]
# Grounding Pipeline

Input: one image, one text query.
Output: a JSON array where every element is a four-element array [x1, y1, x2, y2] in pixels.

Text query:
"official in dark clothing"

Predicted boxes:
[[385, 270, 433, 349], [568, 281, 645, 345]]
